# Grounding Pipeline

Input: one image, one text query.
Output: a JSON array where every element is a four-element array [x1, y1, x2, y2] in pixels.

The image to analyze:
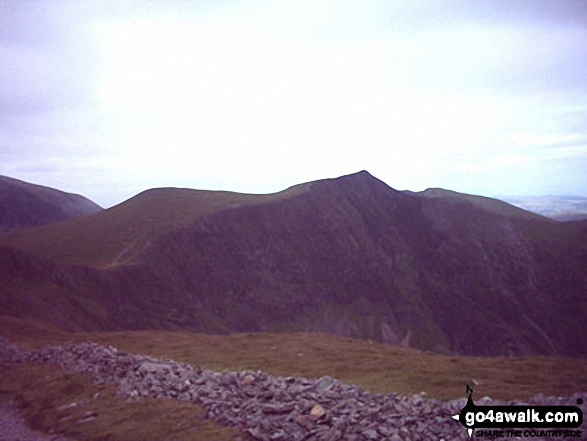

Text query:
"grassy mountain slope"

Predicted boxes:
[[1, 316, 585, 402], [2, 315, 585, 440], [0, 183, 310, 267], [1, 171, 585, 356], [413, 188, 550, 221], [0, 175, 102, 235]]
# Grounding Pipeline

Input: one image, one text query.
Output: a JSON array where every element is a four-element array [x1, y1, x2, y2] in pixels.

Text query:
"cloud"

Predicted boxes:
[[509, 133, 587, 147], [1, 0, 586, 205]]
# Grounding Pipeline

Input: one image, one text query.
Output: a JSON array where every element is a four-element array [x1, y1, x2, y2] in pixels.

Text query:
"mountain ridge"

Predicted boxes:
[[413, 187, 551, 221], [1, 171, 585, 356], [0, 175, 103, 235]]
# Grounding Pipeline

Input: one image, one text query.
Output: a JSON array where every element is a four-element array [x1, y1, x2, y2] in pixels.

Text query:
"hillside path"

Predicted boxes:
[[0, 400, 74, 441]]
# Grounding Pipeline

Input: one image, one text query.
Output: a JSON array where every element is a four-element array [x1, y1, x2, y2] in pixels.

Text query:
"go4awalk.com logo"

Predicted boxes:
[[452, 385, 584, 438]]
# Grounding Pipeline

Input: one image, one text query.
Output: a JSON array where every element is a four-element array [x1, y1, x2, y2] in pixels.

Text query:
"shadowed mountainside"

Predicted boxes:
[[1, 171, 585, 356], [0, 175, 102, 235]]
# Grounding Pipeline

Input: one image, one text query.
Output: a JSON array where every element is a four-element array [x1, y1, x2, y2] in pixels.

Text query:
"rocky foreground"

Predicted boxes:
[[0, 338, 584, 440]]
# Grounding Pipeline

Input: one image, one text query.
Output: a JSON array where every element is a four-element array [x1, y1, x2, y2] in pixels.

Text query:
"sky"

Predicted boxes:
[[1, 0, 586, 208]]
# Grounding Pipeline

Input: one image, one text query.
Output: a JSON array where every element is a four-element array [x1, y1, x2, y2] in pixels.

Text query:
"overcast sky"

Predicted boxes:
[[1, 0, 586, 207]]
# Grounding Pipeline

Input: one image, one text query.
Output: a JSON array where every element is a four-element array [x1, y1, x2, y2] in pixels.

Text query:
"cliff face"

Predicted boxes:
[[1, 171, 585, 356]]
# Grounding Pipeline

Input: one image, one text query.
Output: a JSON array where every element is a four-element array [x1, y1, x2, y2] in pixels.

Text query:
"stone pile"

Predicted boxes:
[[1, 338, 583, 441]]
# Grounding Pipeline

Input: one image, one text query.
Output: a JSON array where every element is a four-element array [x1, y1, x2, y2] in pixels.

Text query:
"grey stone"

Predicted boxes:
[[0, 337, 583, 441]]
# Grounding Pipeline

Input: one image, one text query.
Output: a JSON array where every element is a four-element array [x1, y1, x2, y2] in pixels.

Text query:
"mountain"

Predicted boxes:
[[412, 188, 550, 221], [0, 175, 103, 235], [502, 195, 587, 221], [0, 182, 308, 267], [1, 171, 585, 356]]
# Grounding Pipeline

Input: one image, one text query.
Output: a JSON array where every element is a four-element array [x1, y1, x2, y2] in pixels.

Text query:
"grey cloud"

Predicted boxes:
[[559, 107, 587, 130], [1, 0, 585, 202], [391, 0, 587, 29], [540, 136, 587, 150], [0, 3, 101, 137], [0, 0, 137, 47], [471, 0, 587, 28], [1, 161, 63, 175], [0, 96, 55, 117], [274, 1, 587, 96], [0, 0, 66, 48], [390, 24, 587, 96]]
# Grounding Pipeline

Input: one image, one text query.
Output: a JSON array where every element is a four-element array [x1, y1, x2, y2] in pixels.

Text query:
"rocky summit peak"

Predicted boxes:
[[1, 172, 585, 356], [321, 170, 399, 195]]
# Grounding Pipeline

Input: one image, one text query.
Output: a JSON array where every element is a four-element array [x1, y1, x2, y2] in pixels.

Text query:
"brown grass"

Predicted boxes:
[[0, 363, 247, 440], [2, 316, 585, 402], [1, 316, 585, 440]]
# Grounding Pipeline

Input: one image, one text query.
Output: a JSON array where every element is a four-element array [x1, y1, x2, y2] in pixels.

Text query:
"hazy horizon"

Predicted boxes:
[[1, 0, 586, 207], [5, 169, 587, 213]]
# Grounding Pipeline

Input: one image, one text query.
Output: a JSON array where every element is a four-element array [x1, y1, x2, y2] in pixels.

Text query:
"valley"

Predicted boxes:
[[1, 171, 586, 356], [1, 170, 586, 439]]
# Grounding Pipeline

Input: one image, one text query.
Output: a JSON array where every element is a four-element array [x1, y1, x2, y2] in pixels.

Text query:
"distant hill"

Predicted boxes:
[[1, 171, 585, 357], [0, 175, 103, 235], [502, 195, 587, 221], [411, 188, 550, 222], [0, 182, 310, 267]]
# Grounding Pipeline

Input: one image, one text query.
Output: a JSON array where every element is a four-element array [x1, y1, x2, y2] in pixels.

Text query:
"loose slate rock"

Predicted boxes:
[[0, 338, 584, 441]]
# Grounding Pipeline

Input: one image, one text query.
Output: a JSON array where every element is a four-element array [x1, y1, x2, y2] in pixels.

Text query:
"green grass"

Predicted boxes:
[[2, 316, 585, 402], [0, 183, 311, 267], [0, 363, 246, 440], [1, 316, 585, 440]]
